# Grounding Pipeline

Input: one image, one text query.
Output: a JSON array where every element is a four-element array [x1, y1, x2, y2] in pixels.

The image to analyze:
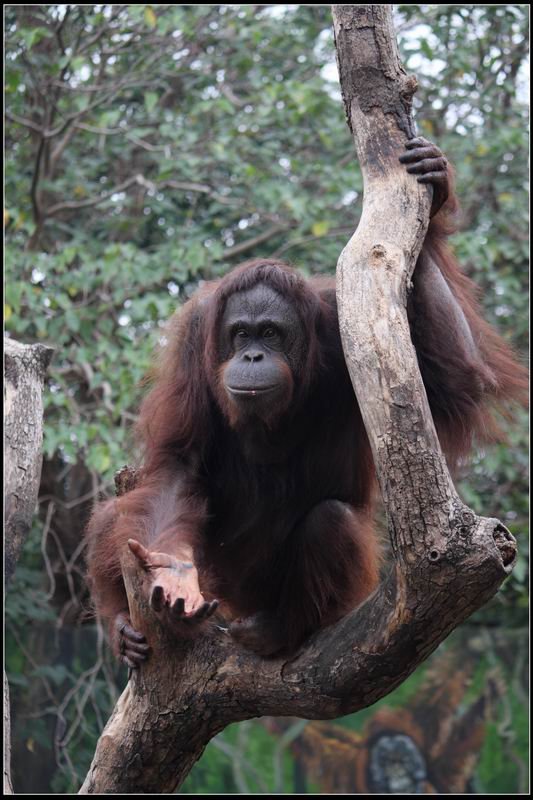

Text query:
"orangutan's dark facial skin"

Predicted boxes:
[[220, 284, 305, 423]]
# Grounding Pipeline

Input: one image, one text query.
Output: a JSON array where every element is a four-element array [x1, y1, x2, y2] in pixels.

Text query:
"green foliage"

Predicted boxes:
[[182, 721, 294, 794], [5, 4, 529, 794]]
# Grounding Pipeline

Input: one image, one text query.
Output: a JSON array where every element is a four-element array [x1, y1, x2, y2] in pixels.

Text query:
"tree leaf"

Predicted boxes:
[[144, 6, 157, 28]]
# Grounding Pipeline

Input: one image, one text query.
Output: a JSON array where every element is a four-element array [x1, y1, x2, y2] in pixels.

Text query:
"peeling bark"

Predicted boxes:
[[80, 6, 516, 794]]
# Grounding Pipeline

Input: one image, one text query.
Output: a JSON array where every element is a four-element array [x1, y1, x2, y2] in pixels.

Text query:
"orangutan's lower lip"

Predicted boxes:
[[227, 386, 277, 396]]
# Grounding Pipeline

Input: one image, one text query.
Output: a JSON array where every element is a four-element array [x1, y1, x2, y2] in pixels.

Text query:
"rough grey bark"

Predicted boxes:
[[4, 676, 14, 796], [80, 6, 516, 794], [331, 5, 515, 607], [4, 337, 53, 794], [5, 338, 54, 585]]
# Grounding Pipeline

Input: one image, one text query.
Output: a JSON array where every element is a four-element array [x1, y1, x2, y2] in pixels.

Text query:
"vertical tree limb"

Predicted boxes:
[[331, 4, 515, 579], [5, 338, 54, 585], [4, 338, 53, 794]]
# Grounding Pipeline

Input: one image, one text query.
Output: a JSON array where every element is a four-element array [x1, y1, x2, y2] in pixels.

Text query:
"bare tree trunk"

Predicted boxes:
[[3, 676, 14, 796], [80, 6, 516, 794], [332, 2, 515, 631], [4, 338, 53, 795], [5, 338, 53, 585]]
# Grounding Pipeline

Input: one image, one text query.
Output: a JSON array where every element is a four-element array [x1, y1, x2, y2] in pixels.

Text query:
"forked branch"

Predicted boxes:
[[80, 6, 516, 794]]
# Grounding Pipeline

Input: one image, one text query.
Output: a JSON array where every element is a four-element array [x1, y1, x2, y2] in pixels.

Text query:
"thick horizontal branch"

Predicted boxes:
[[80, 521, 513, 795]]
